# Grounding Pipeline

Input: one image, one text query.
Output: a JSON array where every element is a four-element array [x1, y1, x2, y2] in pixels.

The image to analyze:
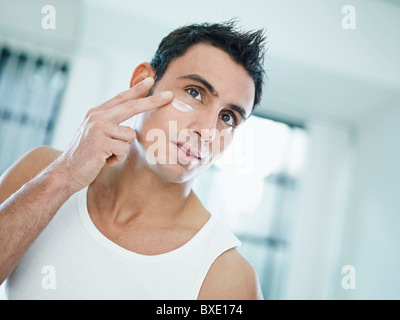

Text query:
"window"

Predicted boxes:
[[0, 46, 69, 175], [193, 115, 308, 299]]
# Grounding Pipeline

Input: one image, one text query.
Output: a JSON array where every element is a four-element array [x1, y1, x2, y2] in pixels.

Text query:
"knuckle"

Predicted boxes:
[[87, 119, 105, 135], [122, 99, 139, 116], [123, 99, 135, 109], [122, 127, 136, 142], [84, 108, 95, 120], [151, 94, 160, 103], [85, 127, 104, 149], [85, 110, 100, 123], [146, 94, 158, 106], [125, 99, 139, 108], [116, 90, 129, 104], [93, 120, 106, 132], [128, 129, 137, 141]]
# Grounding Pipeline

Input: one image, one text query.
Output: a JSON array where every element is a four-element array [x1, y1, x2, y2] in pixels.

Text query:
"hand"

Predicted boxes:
[[52, 77, 173, 194]]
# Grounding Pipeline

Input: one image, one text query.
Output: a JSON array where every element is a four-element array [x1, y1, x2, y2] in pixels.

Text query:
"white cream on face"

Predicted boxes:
[[171, 98, 193, 112]]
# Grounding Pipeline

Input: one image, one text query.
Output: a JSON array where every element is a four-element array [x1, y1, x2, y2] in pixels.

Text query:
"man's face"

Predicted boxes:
[[132, 43, 255, 183]]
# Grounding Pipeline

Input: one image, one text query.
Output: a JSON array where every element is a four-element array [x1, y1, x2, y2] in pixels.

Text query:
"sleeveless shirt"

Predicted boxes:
[[5, 187, 240, 299]]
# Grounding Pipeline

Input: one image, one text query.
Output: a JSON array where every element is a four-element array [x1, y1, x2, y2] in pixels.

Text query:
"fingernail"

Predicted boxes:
[[143, 77, 154, 85]]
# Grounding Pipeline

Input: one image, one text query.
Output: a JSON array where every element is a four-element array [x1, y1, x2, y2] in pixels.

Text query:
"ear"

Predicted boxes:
[[129, 62, 156, 88]]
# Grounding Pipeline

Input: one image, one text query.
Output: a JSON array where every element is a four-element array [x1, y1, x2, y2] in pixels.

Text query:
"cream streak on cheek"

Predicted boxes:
[[171, 98, 194, 112]]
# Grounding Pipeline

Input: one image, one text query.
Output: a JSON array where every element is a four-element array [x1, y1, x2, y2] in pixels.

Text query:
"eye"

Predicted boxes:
[[219, 112, 237, 128], [185, 87, 202, 102]]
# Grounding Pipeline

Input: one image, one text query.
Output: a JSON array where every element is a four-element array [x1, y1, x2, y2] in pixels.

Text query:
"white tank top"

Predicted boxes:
[[5, 187, 240, 299]]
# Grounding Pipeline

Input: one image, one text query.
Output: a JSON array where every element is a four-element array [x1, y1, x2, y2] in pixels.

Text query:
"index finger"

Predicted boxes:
[[106, 90, 174, 124], [92, 77, 155, 113]]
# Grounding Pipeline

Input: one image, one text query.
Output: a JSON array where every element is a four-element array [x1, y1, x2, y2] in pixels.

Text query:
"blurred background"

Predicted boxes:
[[0, 0, 399, 299]]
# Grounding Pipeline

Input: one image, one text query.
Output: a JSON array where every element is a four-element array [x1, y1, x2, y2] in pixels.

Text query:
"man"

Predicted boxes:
[[0, 21, 266, 299]]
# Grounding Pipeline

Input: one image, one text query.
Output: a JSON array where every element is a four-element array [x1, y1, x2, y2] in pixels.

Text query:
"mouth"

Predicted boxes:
[[175, 142, 202, 160]]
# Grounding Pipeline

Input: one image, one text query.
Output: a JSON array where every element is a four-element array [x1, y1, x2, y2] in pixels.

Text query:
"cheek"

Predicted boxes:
[[155, 105, 192, 134], [133, 111, 161, 146], [135, 107, 185, 143], [209, 130, 234, 158]]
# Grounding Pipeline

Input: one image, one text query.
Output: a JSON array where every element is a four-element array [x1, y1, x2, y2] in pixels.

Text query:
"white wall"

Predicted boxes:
[[284, 119, 355, 299], [0, 0, 81, 56], [283, 101, 400, 300], [337, 105, 400, 299]]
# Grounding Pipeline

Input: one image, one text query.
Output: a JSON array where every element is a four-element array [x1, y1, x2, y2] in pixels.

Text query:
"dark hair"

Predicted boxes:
[[150, 20, 267, 112]]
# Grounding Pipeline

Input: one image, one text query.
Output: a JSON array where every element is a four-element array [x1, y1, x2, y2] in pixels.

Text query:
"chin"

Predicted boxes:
[[133, 138, 212, 183], [148, 161, 209, 184]]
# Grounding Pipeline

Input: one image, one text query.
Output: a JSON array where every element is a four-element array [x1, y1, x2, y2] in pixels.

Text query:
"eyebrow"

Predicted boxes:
[[177, 73, 249, 122], [227, 104, 248, 122]]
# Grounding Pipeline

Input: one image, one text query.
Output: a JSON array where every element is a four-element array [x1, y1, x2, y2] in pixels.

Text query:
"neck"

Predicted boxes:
[[88, 149, 196, 227]]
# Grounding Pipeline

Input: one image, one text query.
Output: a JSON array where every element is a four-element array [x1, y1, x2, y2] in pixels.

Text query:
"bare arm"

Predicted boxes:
[[0, 76, 173, 284], [198, 248, 264, 300], [0, 147, 71, 284]]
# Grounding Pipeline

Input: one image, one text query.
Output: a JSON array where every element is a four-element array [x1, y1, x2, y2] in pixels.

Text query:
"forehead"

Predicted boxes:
[[161, 43, 255, 113]]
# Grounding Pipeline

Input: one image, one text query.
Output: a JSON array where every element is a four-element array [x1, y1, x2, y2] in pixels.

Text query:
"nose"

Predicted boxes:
[[192, 110, 219, 144], [195, 128, 217, 144]]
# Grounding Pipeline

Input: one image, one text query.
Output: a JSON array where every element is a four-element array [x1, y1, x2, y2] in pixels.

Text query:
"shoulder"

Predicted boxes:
[[198, 248, 264, 300], [0, 146, 62, 204]]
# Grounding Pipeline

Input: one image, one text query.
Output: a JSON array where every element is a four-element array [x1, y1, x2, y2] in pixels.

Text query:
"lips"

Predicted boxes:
[[176, 142, 202, 160]]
